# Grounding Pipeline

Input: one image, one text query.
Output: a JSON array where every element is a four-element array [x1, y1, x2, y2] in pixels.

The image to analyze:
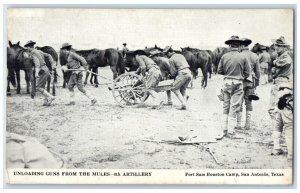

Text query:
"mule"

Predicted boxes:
[[8, 41, 35, 95]]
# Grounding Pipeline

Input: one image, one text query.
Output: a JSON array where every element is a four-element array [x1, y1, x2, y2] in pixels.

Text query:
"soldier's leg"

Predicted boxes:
[[221, 84, 231, 135], [171, 74, 188, 109], [228, 83, 244, 134], [271, 112, 284, 155], [180, 74, 192, 102], [268, 84, 279, 120], [166, 90, 173, 105], [244, 88, 254, 130], [282, 108, 293, 160], [77, 73, 97, 105], [36, 70, 54, 106], [67, 73, 76, 105]]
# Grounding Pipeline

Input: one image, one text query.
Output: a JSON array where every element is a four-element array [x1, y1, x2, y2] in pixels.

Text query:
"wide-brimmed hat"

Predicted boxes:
[[225, 35, 242, 45], [61, 43, 72, 50], [149, 50, 161, 57], [272, 36, 289, 46], [24, 40, 36, 47], [162, 45, 173, 53], [240, 38, 252, 46], [133, 49, 147, 56], [123, 43, 127, 46]]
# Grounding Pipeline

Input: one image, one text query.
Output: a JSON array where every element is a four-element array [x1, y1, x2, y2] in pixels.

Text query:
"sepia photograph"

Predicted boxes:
[[5, 7, 294, 184]]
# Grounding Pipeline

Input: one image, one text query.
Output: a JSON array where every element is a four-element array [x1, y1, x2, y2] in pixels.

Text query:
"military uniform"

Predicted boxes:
[[258, 51, 271, 84], [217, 47, 251, 135], [61, 43, 97, 105], [238, 47, 260, 129], [168, 53, 192, 95], [25, 40, 56, 106], [136, 55, 162, 88]]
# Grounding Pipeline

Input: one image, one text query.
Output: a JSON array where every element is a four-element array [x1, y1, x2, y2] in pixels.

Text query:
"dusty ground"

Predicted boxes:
[[6, 67, 291, 169]]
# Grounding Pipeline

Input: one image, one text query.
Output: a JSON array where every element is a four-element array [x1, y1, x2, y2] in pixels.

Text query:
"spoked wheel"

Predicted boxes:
[[112, 72, 149, 107]]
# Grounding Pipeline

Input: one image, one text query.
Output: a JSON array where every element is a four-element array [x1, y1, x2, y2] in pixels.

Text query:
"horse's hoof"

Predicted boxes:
[[95, 85, 98, 88], [7, 93, 11, 96]]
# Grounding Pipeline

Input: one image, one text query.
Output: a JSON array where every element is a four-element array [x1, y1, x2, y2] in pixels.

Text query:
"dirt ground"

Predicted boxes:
[[6, 67, 291, 169]]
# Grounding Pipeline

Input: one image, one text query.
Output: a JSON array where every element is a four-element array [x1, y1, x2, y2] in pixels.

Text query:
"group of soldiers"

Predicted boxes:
[[215, 35, 293, 161], [12, 36, 293, 165]]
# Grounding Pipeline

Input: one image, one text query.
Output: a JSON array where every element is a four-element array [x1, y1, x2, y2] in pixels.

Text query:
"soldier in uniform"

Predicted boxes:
[[122, 43, 129, 59], [60, 43, 97, 105], [258, 46, 271, 85], [149, 50, 175, 105], [268, 36, 293, 158], [237, 38, 260, 130], [163, 46, 192, 110], [25, 40, 56, 106], [217, 36, 251, 139], [134, 50, 164, 109]]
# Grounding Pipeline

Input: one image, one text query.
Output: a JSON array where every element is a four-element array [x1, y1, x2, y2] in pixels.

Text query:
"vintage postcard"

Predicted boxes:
[[5, 7, 294, 184]]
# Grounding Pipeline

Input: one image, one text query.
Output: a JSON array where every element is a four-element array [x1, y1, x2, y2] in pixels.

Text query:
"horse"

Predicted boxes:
[[36, 46, 58, 95], [212, 47, 229, 74], [180, 47, 211, 88], [60, 48, 125, 87], [8, 41, 35, 95], [7, 47, 17, 95]]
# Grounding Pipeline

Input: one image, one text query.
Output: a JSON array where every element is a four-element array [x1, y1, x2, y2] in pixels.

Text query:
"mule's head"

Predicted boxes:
[[8, 41, 23, 52]]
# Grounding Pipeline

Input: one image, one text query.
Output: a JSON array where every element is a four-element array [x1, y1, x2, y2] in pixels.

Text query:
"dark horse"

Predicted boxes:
[[180, 47, 212, 88], [8, 41, 35, 95], [212, 47, 229, 74], [36, 46, 58, 96], [7, 47, 17, 95], [60, 48, 124, 87]]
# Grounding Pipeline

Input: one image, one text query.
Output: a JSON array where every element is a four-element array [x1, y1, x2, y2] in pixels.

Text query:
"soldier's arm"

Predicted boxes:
[[71, 53, 88, 69], [136, 56, 146, 75], [254, 57, 261, 80], [168, 59, 177, 78], [274, 54, 292, 67], [243, 57, 251, 79], [40, 51, 56, 70], [217, 56, 224, 75]]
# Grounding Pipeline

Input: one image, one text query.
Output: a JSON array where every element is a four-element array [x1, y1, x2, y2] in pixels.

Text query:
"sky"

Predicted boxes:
[[7, 8, 294, 51]]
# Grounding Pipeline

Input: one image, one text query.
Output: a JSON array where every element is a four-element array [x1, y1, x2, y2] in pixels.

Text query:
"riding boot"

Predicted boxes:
[[40, 89, 55, 106], [235, 112, 242, 130], [227, 116, 236, 135], [216, 114, 228, 140], [69, 92, 75, 105], [166, 90, 173, 105], [83, 91, 97, 105], [244, 111, 252, 130], [271, 131, 283, 155], [285, 129, 293, 160]]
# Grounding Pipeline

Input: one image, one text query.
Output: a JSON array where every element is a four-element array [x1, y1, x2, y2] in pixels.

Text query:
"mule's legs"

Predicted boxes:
[[7, 79, 11, 96], [25, 70, 30, 94], [93, 67, 99, 87], [46, 76, 51, 93], [110, 66, 118, 80], [84, 66, 91, 85], [16, 69, 21, 94]]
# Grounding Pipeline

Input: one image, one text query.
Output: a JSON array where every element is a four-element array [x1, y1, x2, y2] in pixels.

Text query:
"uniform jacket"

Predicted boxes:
[[67, 51, 88, 69], [241, 48, 260, 81], [217, 48, 251, 80], [273, 51, 293, 79], [136, 55, 157, 75], [30, 49, 55, 72], [168, 53, 190, 77]]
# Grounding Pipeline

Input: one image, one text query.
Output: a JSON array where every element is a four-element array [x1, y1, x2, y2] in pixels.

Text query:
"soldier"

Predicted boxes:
[[217, 36, 251, 139], [122, 43, 129, 58], [258, 46, 271, 85], [24, 40, 56, 106], [60, 43, 97, 105], [268, 36, 293, 157], [134, 50, 164, 109], [149, 50, 175, 105], [237, 38, 260, 130], [163, 46, 192, 110]]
